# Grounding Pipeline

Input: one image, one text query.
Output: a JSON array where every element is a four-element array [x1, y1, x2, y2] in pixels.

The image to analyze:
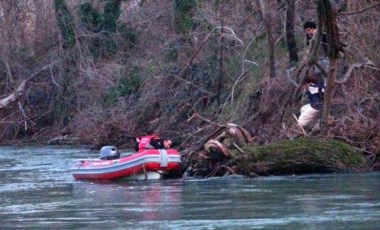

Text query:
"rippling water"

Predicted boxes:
[[0, 146, 379, 229]]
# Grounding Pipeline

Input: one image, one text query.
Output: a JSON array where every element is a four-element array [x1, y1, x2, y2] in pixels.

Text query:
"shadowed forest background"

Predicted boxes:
[[0, 0, 379, 168]]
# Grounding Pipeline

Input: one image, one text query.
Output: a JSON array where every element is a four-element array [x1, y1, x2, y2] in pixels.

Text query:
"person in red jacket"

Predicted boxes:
[[135, 129, 159, 151]]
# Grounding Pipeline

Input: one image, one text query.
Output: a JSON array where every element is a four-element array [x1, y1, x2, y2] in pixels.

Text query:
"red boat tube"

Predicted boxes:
[[71, 149, 183, 181]]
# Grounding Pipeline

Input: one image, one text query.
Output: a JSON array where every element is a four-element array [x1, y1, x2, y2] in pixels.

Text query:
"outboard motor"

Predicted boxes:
[[99, 146, 120, 160]]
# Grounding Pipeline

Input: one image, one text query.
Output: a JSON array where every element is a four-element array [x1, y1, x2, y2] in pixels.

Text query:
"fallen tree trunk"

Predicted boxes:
[[0, 61, 59, 109], [0, 79, 27, 109], [233, 138, 371, 176]]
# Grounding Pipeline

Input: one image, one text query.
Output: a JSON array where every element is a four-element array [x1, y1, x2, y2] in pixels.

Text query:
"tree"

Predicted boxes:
[[285, 0, 298, 65], [316, 0, 344, 133], [256, 0, 276, 78], [54, 0, 76, 49]]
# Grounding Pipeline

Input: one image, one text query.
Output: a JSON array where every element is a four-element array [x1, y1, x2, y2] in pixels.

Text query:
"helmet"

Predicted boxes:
[[99, 146, 120, 160]]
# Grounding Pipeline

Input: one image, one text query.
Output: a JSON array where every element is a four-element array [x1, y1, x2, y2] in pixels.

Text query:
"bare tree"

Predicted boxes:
[[256, 0, 276, 78], [316, 0, 344, 133], [285, 0, 298, 65]]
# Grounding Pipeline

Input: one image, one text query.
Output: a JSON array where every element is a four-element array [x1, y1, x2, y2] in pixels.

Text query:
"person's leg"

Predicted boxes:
[[298, 104, 319, 127]]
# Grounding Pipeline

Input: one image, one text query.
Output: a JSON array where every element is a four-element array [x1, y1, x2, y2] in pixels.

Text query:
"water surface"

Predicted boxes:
[[0, 146, 379, 229]]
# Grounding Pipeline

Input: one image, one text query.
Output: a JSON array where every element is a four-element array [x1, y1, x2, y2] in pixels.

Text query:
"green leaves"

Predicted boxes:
[[54, 0, 76, 49]]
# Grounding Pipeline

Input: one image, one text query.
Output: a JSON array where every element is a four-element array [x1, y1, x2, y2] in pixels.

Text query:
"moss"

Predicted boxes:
[[236, 138, 370, 175]]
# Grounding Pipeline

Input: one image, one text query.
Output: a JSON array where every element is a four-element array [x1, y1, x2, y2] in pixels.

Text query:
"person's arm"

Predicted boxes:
[[149, 138, 164, 149]]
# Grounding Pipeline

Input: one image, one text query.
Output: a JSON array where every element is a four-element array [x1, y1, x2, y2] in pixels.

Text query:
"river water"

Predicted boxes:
[[0, 146, 379, 229]]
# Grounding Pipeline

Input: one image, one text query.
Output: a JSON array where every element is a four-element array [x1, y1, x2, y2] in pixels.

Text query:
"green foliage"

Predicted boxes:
[[164, 42, 179, 62], [101, 0, 122, 33], [54, 0, 76, 49], [105, 67, 142, 104], [118, 24, 137, 46], [79, 2, 102, 31], [90, 35, 117, 60], [173, 0, 197, 34], [78, 1, 136, 60]]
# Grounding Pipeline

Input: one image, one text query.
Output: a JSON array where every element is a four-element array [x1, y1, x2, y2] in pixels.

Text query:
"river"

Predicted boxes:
[[0, 146, 379, 229]]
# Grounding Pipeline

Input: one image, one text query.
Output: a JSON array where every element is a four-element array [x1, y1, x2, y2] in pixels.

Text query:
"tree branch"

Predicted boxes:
[[340, 2, 380, 16], [0, 61, 59, 109], [335, 60, 375, 84]]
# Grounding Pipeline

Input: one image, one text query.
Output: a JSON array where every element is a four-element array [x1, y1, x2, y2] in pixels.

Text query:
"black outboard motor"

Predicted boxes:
[[99, 146, 120, 160]]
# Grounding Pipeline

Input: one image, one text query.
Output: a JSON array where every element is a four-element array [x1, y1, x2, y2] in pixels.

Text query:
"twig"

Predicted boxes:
[[340, 2, 380, 16], [286, 67, 298, 87], [214, 26, 244, 46], [206, 165, 235, 178], [315, 61, 329, 77], [18, 101, 35, 131], [187, 113, 222, 127], [233, 142, 244, 153], [169, 31, 215, 94], [292, 113, 307, 137], [281, 123, 303, 138]]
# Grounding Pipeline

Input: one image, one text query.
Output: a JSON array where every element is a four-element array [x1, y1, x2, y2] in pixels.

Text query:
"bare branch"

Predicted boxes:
[[0, 79, 27, 109], [0, 61, 60, 109], [286, 67, 298, 87], [187, 113, 222, 127], [335, 60, 375, 84], [315, 61, 329, 77], [169, 32, 214, 95], [340, 2, 380, 16]]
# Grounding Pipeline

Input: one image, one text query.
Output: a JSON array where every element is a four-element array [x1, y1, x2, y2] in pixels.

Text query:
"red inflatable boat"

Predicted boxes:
[[71, 147, 183, 181]]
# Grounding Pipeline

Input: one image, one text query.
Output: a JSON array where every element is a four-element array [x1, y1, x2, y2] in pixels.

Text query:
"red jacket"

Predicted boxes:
[[137, 134, 159, 151]]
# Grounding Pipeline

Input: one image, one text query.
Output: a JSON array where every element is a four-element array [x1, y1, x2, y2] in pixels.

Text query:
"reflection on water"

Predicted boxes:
[[0, 146, 379, 229], [72, 181, 183, 222]]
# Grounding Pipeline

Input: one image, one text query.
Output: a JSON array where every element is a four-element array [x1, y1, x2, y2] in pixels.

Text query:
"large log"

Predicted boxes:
[[234, 138, 371, 176]]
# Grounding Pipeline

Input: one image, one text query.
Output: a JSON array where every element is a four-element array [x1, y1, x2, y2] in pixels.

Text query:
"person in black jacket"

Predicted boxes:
[[298, 75, 325, 128], [149, 138, 173, 150], [303, 21, 328, 57]]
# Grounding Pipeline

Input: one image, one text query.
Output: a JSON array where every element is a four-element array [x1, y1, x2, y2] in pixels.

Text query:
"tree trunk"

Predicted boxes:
[[285, 0, 299, 65], [317, 0, 344, 133], [236, 138, 370, 176], [217, 3, 226, 106], [257, 0, 276, 78]]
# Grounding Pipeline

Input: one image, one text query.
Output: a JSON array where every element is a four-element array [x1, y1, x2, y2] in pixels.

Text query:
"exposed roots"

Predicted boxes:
[[185, 113, 253, 177]]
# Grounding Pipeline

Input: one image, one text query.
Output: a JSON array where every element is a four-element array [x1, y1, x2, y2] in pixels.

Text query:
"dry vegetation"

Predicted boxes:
[[0, 0, 379, 172]]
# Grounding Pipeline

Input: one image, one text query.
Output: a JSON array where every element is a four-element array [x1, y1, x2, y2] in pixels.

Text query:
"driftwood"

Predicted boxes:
[[187, 113, 253, 157], [185, 113, 254, 177], [47, 135, 78, 145]]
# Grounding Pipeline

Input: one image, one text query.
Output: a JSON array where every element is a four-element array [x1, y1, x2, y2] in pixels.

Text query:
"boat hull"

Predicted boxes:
[[71, 149, 182, 181]]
